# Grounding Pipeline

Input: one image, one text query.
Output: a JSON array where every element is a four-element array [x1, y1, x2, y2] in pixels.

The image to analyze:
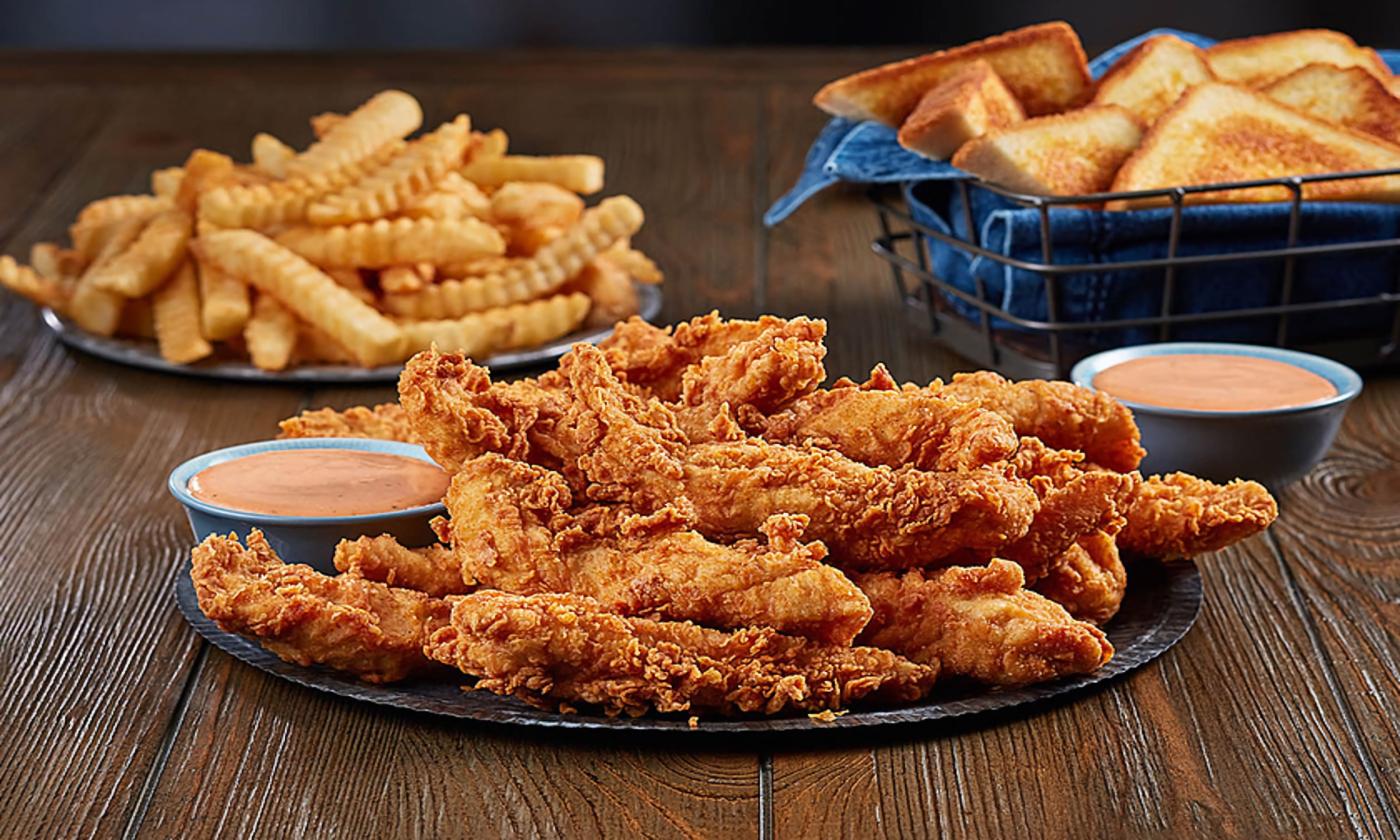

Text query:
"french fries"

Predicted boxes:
[[244, 293, 299, 371], [2, 88, 662, 372], [461, 154, 605, 194], [276, 216, 505, 268], [199, 229, 406, 366], [88, 209, 192, 297], [152, 260, 213, 364]]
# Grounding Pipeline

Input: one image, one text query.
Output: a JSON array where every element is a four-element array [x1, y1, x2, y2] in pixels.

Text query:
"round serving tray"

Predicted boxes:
[[175, 556, 1201, 735], [42, 283, 661, 384]]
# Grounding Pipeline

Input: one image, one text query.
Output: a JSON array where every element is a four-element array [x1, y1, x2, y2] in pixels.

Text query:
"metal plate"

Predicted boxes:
[[175, 557, 1201, 735], [41, 283, 662, 383]]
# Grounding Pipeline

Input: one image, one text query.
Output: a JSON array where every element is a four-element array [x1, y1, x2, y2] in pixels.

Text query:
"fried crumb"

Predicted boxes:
[[688, 715, 699, 729], [808, 709, 848, 723]]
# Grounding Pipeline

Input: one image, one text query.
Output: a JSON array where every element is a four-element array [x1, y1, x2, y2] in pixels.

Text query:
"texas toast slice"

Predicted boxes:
[[1091, 34, 1215, 124], [1265, 63, 1400, 144], [1107, 82, 1400, 209], [897, 60, 1026, 160], [814, 21, 1090, 125], [950, 105, 1143, 196], [1205, 29, 1389, 88]]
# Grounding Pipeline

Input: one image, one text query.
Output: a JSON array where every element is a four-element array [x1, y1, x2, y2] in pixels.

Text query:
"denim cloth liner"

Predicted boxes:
[[765, 29, 1400, 346]]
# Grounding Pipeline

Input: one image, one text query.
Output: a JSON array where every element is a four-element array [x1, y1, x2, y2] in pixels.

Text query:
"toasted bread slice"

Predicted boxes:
[[1091, 34, 1215, 124], [1205, 29, 1389, 87], [1107, 82, 1400, 209], [1266, 63, 1400, 143], [896, 61, 1026, 159], [814, 22, 1090, 125], [950, 105, 1144, 196]]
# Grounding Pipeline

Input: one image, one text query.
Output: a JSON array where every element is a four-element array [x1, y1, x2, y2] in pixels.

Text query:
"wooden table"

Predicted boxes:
[[1, 52, 1397, 840]]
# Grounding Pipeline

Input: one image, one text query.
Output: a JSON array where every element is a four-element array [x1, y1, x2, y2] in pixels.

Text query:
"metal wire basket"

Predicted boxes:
[[869, 171, 1400, 379]]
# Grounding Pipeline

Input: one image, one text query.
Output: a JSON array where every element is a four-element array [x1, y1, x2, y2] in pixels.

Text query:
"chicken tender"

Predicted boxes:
[[598, 311, 785, 400], [1119, 472, 1279, 557], [442, 452, 873, 644], [1034, 531, 1127, 625], [191, 530, 448, 683], [758, 365, 1019, 471], [856, 559, 1114, 686], [278, 402, 415, 442], [332, 534, 473, 597], [424, 591, 939, 716], [944, 370, 1146, 472]]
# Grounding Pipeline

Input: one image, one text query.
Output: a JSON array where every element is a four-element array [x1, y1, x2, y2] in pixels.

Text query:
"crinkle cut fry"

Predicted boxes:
[[442, 453, 874, 645], [856, 560, 1113, 686], [424, 591, 938, 717], [190, 530, 448, 683], [943, 370, 1146, 472]]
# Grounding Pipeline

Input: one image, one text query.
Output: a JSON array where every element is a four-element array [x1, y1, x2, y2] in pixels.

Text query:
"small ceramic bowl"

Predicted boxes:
[[1071, 342, 1362, 488], [168, 437, 446, 573]]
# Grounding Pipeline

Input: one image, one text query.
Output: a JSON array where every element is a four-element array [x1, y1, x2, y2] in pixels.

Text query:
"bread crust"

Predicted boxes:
[[897, 61, 1026, 160], [1092, 35, 1215, 124]]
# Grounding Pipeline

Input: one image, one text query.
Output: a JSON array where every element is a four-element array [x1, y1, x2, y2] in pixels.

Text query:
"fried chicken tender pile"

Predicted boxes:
[[212, 312, 1280, 718]]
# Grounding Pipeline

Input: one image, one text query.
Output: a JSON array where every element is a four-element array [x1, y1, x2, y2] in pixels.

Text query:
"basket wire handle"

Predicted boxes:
[[1278, 178, 1304, 346]]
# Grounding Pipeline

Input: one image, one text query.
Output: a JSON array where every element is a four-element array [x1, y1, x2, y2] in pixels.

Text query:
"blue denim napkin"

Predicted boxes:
[[766, 29, 1400, 345]]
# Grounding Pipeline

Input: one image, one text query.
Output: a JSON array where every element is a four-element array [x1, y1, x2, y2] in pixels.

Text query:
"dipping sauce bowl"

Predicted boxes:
[[168, 437, 446, 573], [1071, 342, 1362, 488]]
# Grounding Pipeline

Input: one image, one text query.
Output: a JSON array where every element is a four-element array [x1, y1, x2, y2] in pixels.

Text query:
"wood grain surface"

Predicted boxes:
[[0, 53, 1395, 840]]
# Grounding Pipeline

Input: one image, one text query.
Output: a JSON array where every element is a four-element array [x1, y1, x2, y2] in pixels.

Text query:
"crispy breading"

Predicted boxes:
[[1035, 531, 1128, 625], [943, 370, 1146, 472], [332, 534, 473, 598], [424, 591, 938, 716], [597, 311, 778, 401], [856, 559, 1113, 686], [758, 365, 1019, 471], [1119, 472, 1279, 557], [278, 402, 415, 442], [190, 530, 448, 683], [441, 453, 872, 644]]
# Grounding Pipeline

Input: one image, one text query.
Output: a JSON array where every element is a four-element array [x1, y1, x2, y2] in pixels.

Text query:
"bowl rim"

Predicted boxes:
[[167, 437, 447, 526], [1069, 342, 1363, 419]]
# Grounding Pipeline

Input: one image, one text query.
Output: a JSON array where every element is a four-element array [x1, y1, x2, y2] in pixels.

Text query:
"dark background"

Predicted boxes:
[[2, 0, 1397, 52]]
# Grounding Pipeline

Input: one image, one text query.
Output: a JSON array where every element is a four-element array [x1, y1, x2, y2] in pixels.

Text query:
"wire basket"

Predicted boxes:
[[869, 171, 1400, 379]]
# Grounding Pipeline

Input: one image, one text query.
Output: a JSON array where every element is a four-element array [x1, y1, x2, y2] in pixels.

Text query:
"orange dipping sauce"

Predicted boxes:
[[1093, 353, 1337, 412], [188, 449, 449, 517]]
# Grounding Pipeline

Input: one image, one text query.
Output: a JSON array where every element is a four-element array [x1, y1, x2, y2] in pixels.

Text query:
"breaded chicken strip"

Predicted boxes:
[[1034, 531, 1128, 625], [400, 346, 1040, 570], [673, 316, 827, 442], [597, 311, 788, 401], [191, 530, 448, 683], [856, 560, 1113, 686], [441, 452, 873, 644], [758, 365, 1019, 471], [1119, 472, 1279, 557], [278, 402, 415, 442], [332, 534, 474, 598], [944, 371, 1146, 472], [424, 591, 938, 716]]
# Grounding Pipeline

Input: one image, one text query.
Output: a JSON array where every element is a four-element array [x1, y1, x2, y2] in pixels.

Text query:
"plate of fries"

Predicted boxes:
[[2, 89, 664, 379]]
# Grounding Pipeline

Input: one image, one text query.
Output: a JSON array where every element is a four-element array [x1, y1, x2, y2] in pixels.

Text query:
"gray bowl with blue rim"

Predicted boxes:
[[1070, 342, 1361, 489], [168, 437, 446, 573]]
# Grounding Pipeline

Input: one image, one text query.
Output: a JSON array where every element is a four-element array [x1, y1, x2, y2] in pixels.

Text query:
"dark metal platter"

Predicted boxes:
[[42, 283, 661, 383], [175, 557, 1201, 735]]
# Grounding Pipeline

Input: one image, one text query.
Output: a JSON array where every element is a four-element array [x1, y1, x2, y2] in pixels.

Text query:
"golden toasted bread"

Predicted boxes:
[[814, 22, 1090, 126], [1205, 29, 1389, 87], [950, 105, 1143, 196], [1091, 35, 1215, 124], [1107, 82, 1400, 209], [896, 61, 1026, 160], [1266, 63, 1400, 143]]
